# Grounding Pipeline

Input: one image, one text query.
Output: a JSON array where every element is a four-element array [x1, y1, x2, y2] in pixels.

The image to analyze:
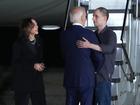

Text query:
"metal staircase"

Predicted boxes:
[[77, 0, 135, 105]]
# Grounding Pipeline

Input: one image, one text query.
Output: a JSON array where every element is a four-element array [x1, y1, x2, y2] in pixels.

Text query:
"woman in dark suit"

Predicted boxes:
[[12, 17, 46, 105]]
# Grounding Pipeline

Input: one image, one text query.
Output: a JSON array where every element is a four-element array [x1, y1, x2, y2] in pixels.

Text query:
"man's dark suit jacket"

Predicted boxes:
[[60, 25, 103, 88]]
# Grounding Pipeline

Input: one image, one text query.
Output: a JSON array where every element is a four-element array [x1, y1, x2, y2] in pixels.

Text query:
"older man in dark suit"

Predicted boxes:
[[60, 7, 103, 105]]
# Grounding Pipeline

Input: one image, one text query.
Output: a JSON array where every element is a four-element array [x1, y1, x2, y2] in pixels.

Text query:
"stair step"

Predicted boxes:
[[88, 9, 132, 13], [115, 60, 123, 66], [111, 78, 121, 83], [89, 9, 125, 13], [111, 95, 118, 101], [117, 43, 127, 48], [86, 26, 128, 30], [117, 43, 123, 48]]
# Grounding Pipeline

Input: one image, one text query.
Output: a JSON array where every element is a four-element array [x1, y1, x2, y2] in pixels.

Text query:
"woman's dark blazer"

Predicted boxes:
[[12, 34, 45, 92]]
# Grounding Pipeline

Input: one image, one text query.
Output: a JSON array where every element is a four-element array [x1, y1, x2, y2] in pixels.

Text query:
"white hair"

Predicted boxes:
[[70, 7, 85, 23]]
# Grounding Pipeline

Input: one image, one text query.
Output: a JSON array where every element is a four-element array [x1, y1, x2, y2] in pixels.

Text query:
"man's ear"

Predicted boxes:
[[82, 16, 86, 25], [81, 15, 83, 22], [104, 16, 108, 22]]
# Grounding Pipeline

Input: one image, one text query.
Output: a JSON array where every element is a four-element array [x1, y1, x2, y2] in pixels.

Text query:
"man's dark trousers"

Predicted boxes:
[[95, 81, 111, 105]]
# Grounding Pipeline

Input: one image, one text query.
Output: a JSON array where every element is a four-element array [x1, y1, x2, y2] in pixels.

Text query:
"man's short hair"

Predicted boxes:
[[94, 7, 109, 20]]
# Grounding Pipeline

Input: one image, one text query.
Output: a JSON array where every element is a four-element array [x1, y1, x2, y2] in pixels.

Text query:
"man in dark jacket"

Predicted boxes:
[[77, 7, 117, 105], [60, 7, 103, 105]]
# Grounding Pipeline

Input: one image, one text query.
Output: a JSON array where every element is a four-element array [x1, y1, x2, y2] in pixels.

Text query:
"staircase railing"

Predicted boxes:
[[63, 0, 72, 30], [121, 0, 135, 82]]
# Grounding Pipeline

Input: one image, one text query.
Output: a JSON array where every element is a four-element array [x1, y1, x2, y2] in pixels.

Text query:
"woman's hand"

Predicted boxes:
[[34, 63, 45, 72]]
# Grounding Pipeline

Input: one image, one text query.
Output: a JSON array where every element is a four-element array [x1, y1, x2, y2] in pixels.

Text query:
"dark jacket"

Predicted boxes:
[[12, 34, 45, 92], [60, 25, 103, 88], [95, 26, 117, 83]]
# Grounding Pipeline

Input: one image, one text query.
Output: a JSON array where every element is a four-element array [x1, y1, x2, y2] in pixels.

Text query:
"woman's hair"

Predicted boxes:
[[19, 17, 36, 36]]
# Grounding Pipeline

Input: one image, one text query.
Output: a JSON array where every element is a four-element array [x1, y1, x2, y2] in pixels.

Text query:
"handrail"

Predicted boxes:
[[121, 0, 135, 82], [121, 0, 129, 40], [63, 0, 72, 31]]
